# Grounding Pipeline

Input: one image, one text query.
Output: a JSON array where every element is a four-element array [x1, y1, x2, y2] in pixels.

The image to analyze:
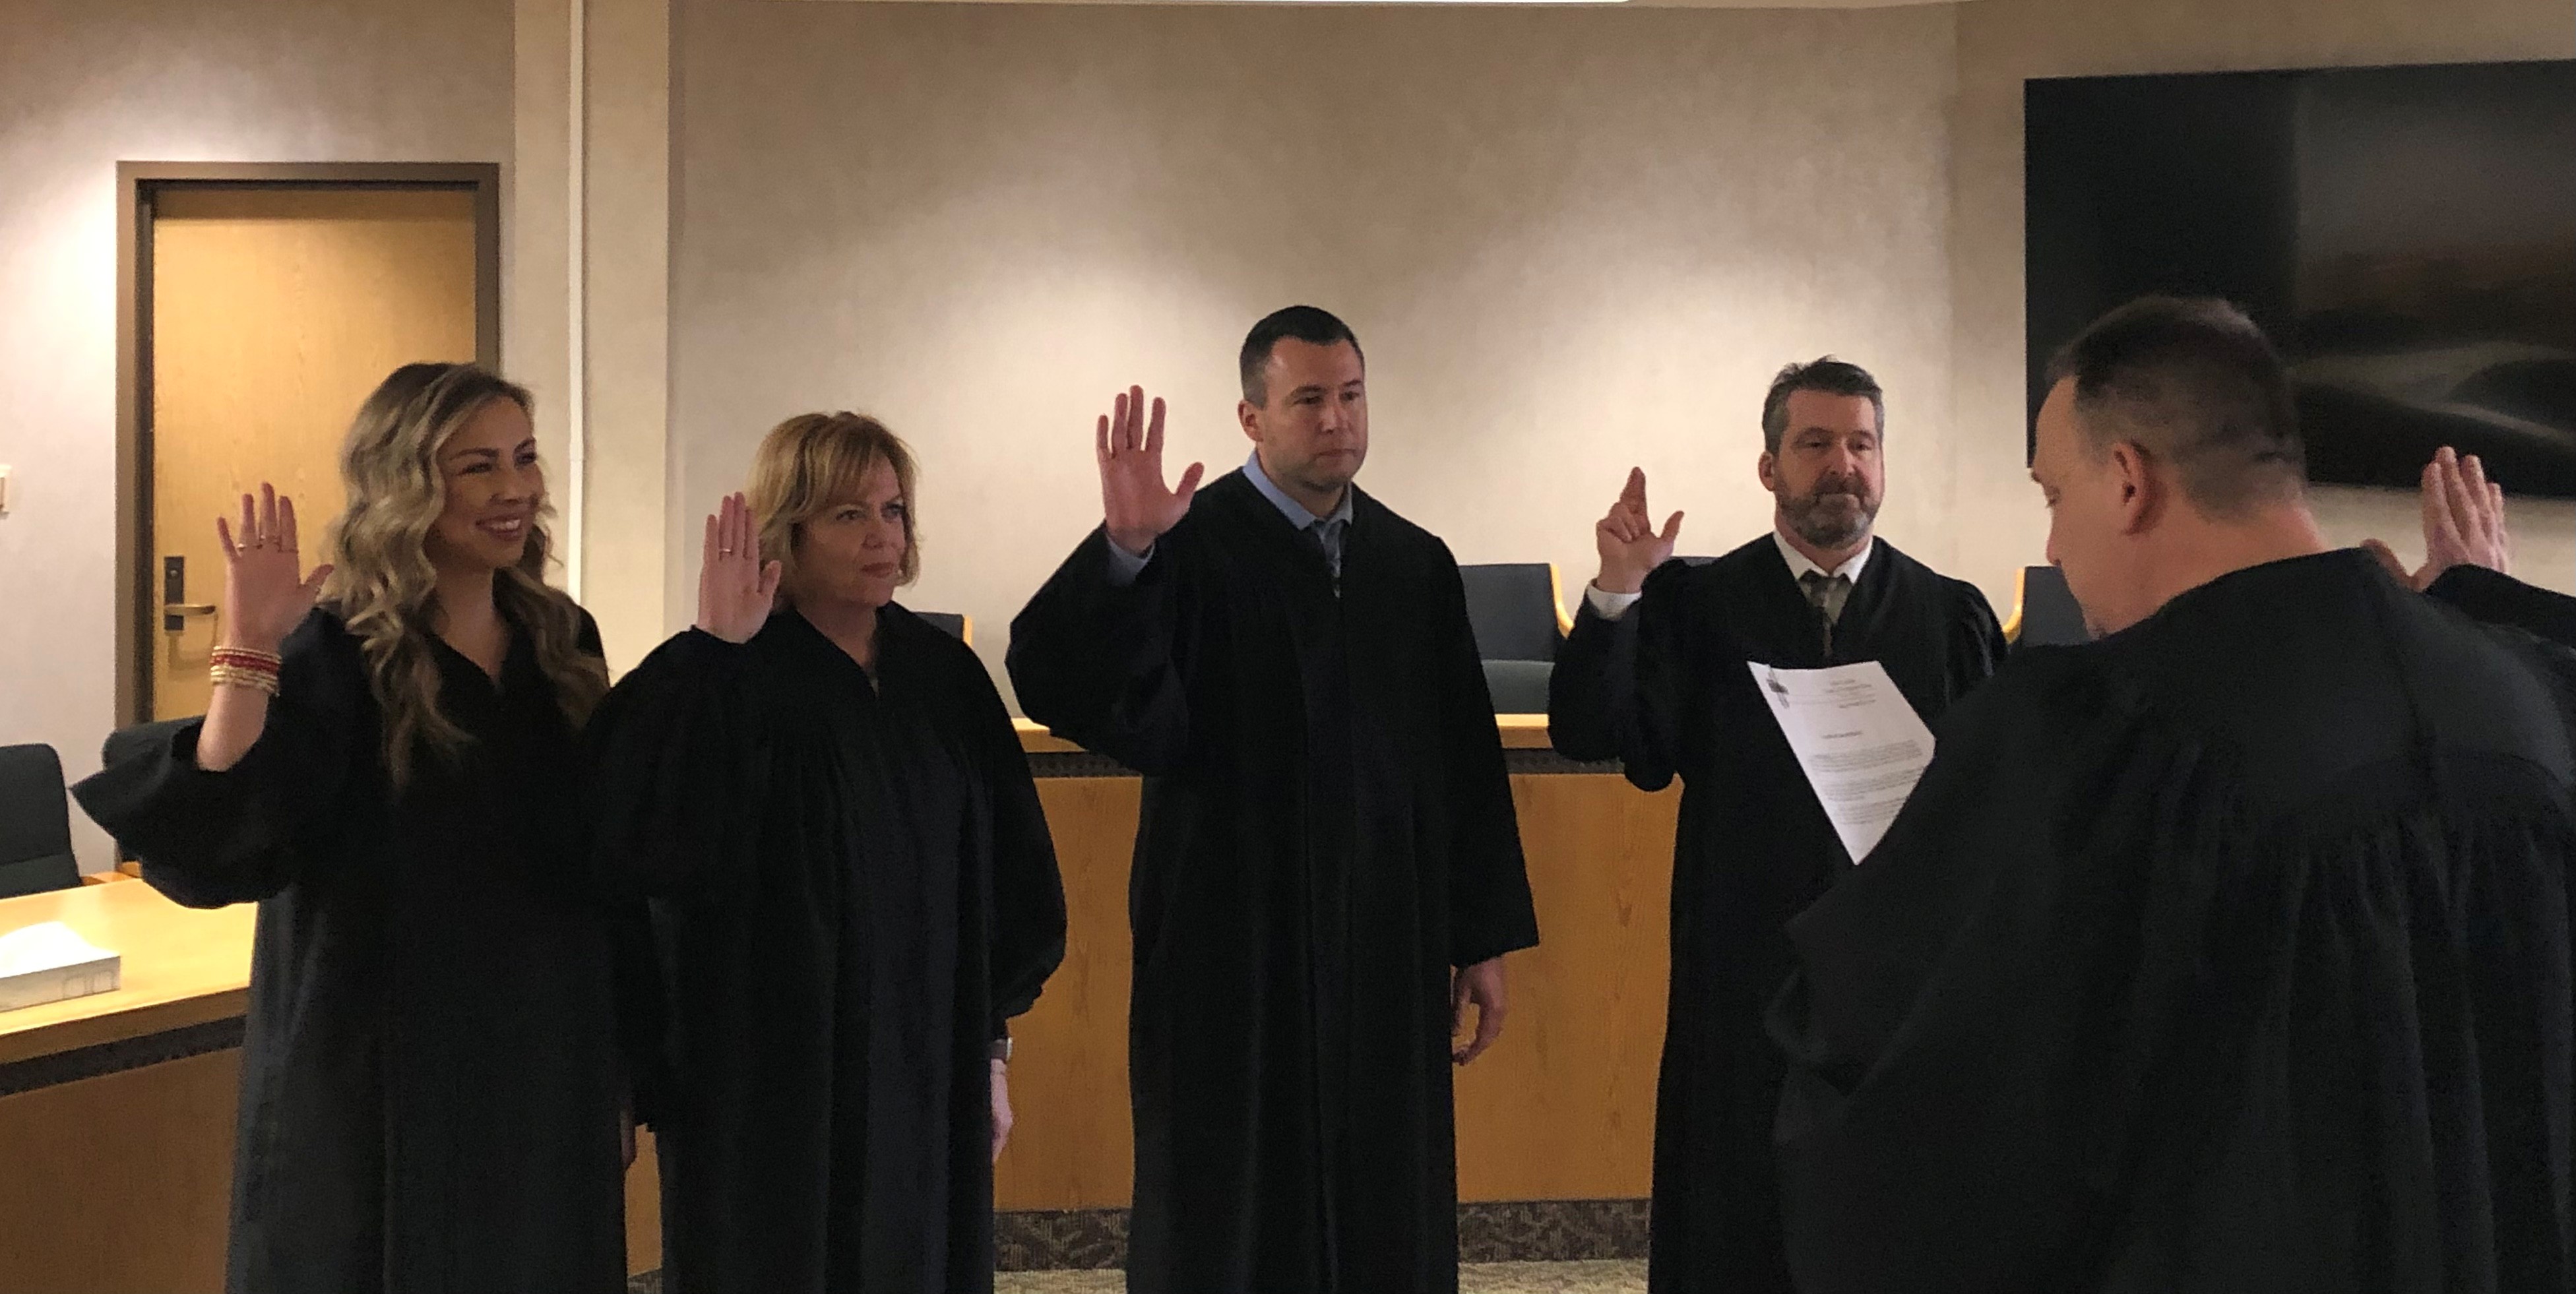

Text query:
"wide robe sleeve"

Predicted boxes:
[[582, 627, 773, 899], [1006, 526, 1193, 776], [1765, 654, 2206, 1293], [951, 641, 1069, 1037], [71, 613, 361, 909], [2428, 565, 2576, 648], [1546, 558, 1692, 789], [1959, 579, 2011, 667], [1428, 541, 1540, 968]]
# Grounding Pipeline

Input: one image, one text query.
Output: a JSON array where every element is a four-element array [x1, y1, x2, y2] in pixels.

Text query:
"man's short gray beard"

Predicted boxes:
[[1784, 493, 1878, 550]]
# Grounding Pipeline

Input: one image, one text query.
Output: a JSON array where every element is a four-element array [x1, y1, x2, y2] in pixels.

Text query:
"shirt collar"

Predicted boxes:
[[1773, 527, 1873, 583], [1244, 450, 1355, 531]]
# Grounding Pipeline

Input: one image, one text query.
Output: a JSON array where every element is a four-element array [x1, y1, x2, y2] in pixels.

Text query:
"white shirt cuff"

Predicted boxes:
[[1104, 534, 1154, 586], [1585, 583, 1643, 620]]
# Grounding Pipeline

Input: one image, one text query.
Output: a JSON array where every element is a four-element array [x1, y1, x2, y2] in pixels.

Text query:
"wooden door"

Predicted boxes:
[[147, 187, 478, 719]]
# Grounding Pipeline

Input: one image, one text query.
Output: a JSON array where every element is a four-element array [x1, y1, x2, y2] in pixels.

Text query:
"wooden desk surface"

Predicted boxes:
[[1014, 714, 1557, 753], [0, 880, 253, 1066], [0, 714, 1552, 1070]]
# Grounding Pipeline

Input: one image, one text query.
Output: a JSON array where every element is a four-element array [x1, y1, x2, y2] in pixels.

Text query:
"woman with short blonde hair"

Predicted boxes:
[[749, 412, 924, 590], [588, 410, 1066, 1294], [77, 362, 630, 1294]]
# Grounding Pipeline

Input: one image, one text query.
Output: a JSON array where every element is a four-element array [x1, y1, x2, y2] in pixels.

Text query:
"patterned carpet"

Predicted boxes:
[[995, 1260, 1647, 1293]]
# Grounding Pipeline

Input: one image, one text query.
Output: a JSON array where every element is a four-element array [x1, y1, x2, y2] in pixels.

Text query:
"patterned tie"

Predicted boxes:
[[1800, 571, 1851, 658], [1313, 518, 1347, 578], [1298, 518, 1346, 593]]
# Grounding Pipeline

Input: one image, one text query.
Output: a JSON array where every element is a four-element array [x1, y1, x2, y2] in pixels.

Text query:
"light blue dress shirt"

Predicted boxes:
[[1105, 451, 1355, 584]]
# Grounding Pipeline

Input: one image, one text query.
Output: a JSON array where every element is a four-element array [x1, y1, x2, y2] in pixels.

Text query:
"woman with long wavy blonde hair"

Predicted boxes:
[[76, 362, 631, 1294], [585, 412, 1066, 1294]]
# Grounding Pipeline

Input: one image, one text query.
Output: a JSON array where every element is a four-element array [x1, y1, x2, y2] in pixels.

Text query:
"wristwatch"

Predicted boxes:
[[989, 1034, 1013, 1064]]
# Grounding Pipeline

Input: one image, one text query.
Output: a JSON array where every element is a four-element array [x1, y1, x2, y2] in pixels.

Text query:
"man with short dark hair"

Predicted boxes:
[[1009, 305, 1539, 1294], [1769, 296, 2576, 1292], [1550, 356, 2005, 1293]]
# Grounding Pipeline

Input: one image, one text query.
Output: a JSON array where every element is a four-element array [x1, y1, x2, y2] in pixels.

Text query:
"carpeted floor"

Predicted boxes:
[[993, 1260, 1647, 1293]]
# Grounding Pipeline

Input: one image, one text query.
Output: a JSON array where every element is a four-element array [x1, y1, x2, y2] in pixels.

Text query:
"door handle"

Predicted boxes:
[[162, 555, 216, 632]]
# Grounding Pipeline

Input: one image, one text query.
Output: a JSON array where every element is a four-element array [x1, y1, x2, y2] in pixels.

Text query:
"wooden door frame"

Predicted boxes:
[[115, 162, 502, 724]]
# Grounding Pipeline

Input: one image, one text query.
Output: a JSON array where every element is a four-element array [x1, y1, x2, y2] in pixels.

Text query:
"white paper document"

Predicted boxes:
[[1746, 660, 1935, 864]]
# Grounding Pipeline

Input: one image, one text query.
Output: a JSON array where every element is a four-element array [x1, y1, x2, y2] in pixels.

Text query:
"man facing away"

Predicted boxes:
[[1550, 357, 2005, 1293], [1008, 306, 1540, 1294], [1770, 295, 2576, 1293]]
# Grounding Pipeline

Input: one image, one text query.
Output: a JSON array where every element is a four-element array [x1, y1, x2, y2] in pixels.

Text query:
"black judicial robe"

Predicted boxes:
[[2430, 562, 2576, 646], [1547, 534, 2004, 1294], [1769, 549, 2576, 1294], [71, 609, 628, 1294], [583, 604, 1066, 1294], [1006, 471, 1541, 1294]]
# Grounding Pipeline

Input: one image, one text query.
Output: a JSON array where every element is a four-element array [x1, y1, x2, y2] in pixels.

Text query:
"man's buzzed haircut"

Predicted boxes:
[[2046, 295, 2307, 516], [1761, 357, 1885, 455], [1240, 305, 1364, 406]]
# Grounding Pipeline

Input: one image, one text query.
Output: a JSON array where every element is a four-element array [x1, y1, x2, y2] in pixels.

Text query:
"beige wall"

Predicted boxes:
[[1950, 0, 2576, 606], [670, 0, 1963, 698], [511, 0, 680, 675], [12, 0, 2576, 838], [0, 0, 513, 869]]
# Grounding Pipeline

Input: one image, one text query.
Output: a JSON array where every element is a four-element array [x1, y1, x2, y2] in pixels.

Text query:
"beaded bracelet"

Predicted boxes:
[[208, 664, 280, 696], [208, 647, 282, 697], [209, 646, 283, 673]]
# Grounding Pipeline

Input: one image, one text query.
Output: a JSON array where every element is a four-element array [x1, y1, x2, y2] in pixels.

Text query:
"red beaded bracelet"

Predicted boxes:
[[209, 647, 282, 675]]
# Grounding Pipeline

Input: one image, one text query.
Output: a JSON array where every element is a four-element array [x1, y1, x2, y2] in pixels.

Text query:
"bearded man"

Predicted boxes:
[[1550, 357, 2007, 1294]]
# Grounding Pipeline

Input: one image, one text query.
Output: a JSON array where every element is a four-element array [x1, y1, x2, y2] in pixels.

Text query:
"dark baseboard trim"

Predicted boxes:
[[0, 1014, 245, 1097], [628, 1198, 1647, 1287], [1457, 1198, 1650, 1264], [993, 1198, 1650, 1271], [1025, 750, 1136, 779], [1503, 749, 1623, 776], [996, 1208, 1129, 1271]]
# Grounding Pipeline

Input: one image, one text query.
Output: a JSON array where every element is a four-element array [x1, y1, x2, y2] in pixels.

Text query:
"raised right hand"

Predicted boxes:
[[2362, 447, 2511, 592], [214, 483, 334, 654], [696, 492, 782, 644], [2420, 447, 2509, 583], [1594, 468, 1683, 596], [1098, 386, 1204, 557]]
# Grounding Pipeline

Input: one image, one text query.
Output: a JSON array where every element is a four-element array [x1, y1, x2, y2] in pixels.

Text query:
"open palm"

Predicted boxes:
[[2362, 448, 2511, 592], [1098, 386, 1204, 556], [696, 492, 782, 644], [216, 483, 333, 654]]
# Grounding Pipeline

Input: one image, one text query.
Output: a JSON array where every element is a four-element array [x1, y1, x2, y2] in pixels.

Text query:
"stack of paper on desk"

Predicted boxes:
[[0, 921, 122, 1013], [1748, 660, 1936, 864]]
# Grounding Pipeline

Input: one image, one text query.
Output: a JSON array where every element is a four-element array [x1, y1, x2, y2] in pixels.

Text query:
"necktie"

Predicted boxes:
[[1299, 518, 1346, 592], [1800, 571, 1851, 658]]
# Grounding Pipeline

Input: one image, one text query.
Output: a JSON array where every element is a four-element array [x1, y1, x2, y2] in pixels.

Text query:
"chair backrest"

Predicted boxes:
[[913, 611, 971, 646], [2010, 565, 2090, 648], [1481, 660, 1554, 715], [0, 743, 79, 899], [1458, 563, 1566, 662]]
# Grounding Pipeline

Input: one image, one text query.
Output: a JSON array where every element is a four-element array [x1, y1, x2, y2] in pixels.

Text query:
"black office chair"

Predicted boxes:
[[1459, 563, 1571, 714], [0, 743, 80, 899], [913, 611, 972, 646], [1459, 563, 1567, 663], [2009, 565, 2090, 648]]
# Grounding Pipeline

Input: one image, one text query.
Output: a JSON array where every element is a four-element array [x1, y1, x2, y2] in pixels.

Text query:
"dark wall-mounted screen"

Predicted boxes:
[[2026, 61, 2576, 495]]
